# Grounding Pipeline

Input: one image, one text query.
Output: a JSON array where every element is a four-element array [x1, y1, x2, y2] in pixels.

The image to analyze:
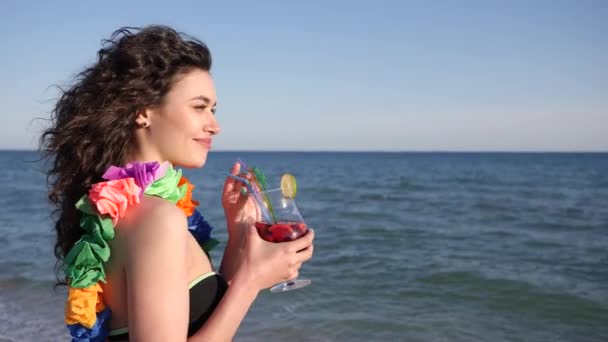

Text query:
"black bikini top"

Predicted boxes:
[[107, 271, 228, 341]]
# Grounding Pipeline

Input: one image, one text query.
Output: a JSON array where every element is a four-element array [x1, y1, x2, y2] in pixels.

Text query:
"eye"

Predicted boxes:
[[194, 104, 216, 115]]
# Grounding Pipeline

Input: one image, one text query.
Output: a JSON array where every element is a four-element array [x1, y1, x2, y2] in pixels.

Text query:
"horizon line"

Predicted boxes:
[[2, 148, 607, 154]]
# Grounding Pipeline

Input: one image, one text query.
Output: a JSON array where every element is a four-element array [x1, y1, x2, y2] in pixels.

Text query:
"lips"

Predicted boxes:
[[194, 138, 212, 149]]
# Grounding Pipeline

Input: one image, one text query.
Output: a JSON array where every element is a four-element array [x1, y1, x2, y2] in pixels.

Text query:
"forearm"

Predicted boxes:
[[219, 223, 244, 284], [188, 272, 258, 342]]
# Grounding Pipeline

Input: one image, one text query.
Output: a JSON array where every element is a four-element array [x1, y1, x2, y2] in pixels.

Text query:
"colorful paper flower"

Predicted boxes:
[[88, 178, 141, 225], [144, 164, 186, 203], [65, 283, 105, 328], [66, 307, 111, 342], [65, 161, 217, 338], [187, 209, 218, 252], [177, 176, 200, 217], [102, 161, 168, 194], [64, 231, 109, 288]]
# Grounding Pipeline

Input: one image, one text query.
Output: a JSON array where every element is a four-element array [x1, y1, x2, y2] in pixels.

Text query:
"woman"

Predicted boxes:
[[40, 25, 314, 341]]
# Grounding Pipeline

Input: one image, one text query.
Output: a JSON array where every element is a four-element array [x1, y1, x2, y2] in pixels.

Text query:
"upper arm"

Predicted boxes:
[[124, 199, 189, 341]]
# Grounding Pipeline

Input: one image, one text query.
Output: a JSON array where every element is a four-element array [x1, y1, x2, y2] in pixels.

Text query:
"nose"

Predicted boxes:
[[204, 114, 221, 136]]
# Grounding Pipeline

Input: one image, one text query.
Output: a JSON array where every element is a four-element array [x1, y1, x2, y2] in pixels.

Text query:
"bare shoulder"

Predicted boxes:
[[117, 195, 188, 249]]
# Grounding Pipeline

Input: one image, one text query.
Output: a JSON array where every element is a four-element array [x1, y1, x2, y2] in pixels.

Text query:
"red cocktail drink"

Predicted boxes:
[[255, 221, 308, 243], [244, 174, 311, 292]]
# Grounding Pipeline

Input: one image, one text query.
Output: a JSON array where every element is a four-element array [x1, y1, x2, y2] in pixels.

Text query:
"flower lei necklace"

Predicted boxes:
[[63, 161, 217, 341]]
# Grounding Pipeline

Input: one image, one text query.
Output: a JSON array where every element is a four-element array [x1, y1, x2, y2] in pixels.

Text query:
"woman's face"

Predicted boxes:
[[137, 68, 220, 168]]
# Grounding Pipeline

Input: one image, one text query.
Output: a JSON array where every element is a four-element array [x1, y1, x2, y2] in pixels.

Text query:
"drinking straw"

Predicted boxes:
[[225, 173, 274, 223], [251, 167, 277, 223]]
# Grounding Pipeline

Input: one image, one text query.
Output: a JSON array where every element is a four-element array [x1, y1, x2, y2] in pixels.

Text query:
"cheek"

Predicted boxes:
[[147, 121, 183, 155], [159, 111, 194, 138]]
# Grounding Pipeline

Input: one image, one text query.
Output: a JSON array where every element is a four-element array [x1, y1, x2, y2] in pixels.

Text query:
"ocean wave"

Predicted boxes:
[[301, 186, 346, 195], [419, 271, 608, 324], [358, 192, 407, 201]]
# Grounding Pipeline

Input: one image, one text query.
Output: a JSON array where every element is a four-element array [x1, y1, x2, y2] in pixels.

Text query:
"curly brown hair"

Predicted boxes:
[[39, 25, 212, 284]]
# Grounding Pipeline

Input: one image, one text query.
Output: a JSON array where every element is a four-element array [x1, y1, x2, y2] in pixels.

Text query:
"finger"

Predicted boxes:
[[237, 186, 250, 204], [241, 173, 253, 190], [230, 161, 241, 176], [237, 174, 255, 201], [245, 223, 262, 243], [288, 269, 299, 281], [222, 162, 241, 195], [296, 244, 314, 262], [287, 229, 314, 253]]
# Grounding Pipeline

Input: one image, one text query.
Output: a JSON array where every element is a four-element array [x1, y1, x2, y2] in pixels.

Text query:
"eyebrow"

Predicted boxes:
[[190, 95, 217, 106]]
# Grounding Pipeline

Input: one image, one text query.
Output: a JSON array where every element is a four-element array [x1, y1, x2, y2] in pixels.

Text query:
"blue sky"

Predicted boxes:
[[1, 0, 606, 151]]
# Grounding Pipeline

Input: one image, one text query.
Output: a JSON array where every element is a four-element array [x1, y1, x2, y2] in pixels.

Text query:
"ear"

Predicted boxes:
[[135, 107, 153, 127]]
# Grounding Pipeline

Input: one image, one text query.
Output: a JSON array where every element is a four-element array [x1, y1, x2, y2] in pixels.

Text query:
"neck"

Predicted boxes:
[[126, 150, 168, 166]]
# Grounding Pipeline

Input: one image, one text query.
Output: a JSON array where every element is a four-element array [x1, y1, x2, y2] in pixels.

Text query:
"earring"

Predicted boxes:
[[139, 122, 149, 128]]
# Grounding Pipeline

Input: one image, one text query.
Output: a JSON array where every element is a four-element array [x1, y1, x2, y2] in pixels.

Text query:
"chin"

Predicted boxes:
[[173, 153, 208, 169]]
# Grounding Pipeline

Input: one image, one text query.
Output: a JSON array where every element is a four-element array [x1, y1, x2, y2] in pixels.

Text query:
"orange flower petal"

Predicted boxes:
[[65, 283, 105, 328], [177, 176, 199, 216]]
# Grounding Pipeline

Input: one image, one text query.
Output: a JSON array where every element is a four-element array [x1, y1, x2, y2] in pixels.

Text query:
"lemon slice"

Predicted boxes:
[[280, 173, 297, 198]]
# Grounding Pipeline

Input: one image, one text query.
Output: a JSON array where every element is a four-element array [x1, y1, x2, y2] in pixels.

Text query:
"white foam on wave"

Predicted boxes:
[[0, 282, 67, 341]]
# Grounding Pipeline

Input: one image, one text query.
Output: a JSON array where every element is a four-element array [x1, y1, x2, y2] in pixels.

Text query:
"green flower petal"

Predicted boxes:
[[64, 230, 110, 288], [66, 264, 106, 289], [144, 165, 184, 203], [83, 230, 110, 262], [81, 213, 115, 241], [75, 195, 95, 215], [201, 238, 219, 253]]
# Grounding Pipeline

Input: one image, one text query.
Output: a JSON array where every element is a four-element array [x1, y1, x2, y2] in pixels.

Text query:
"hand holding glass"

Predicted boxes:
[[251, 188, 311, 292]]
